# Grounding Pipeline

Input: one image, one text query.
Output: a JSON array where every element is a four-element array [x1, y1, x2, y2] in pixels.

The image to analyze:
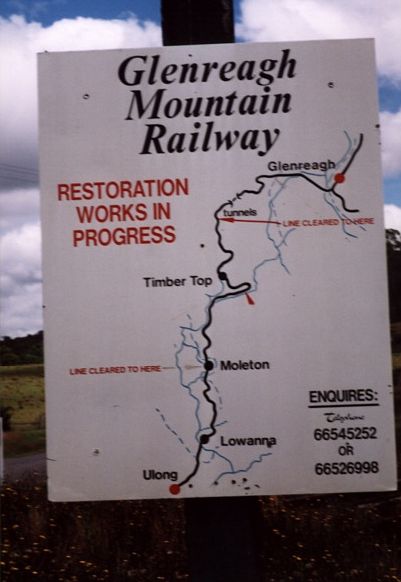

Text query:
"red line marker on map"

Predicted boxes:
[[246, 293, 255, 305], [219, 217, 281, 225]]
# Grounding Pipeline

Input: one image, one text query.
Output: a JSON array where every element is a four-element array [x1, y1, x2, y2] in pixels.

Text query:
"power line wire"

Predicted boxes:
[[0, 162, 38, 176], [0, 174, 38, 184]]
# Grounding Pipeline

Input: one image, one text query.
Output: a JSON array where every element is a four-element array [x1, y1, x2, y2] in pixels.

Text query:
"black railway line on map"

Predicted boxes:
[[177, 133, 363, 490], [177, 199, 252, 489]]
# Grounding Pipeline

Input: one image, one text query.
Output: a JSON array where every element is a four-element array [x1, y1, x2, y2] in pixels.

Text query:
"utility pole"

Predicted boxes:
[[161, 0, 234, 45], [160, 2, 264, 580]]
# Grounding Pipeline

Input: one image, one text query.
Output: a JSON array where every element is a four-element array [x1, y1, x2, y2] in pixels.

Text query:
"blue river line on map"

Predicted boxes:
[[155, 131, 365, 493]]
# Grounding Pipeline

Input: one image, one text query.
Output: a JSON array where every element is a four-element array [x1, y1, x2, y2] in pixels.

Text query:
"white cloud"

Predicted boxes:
[[0, 15, 161, 180], [237, 0, 401, 82], [0, 187, 40, 234], [0, 282, 43, 338], [0, 188, 42, 336], [0, 222, 42, 336], [35, 14, 161, 51], [380, 109, 401, 177], [0, 14, 161, 336], [1, 223, 42, 290], [384, 203, 401, 232]]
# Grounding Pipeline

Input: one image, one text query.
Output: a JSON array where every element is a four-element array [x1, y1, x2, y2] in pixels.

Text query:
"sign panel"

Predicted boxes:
[[39, 39, 397, 501]]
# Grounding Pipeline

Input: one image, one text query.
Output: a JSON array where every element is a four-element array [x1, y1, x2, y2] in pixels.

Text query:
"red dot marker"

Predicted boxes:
[[169, 484, 181, 496], [334, 173, 345, 184]]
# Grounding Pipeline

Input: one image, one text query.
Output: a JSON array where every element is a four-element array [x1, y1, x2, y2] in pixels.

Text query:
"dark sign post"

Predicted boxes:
[[161, 0, 234, 45], [184, 496, 264, 582], [161, 2, 264, 580]]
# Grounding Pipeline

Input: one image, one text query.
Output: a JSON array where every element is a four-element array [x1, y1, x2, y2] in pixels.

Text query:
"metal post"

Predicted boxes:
[[161, 0, 234, 45], [161, 2, 264, 580]]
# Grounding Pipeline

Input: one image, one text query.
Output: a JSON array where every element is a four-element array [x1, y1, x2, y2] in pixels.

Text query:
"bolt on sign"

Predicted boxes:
[[38, 39, 397, 501]]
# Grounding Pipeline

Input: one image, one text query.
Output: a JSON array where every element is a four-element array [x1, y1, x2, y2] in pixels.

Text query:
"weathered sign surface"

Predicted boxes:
[[39, 39, 397, 500]]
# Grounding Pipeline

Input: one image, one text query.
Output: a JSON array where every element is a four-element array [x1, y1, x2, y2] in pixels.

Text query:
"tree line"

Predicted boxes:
[[0, 330, 44, 366]]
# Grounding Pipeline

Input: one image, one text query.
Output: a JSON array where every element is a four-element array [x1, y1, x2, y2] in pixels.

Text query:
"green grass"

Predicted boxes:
[[3, 429, 46, 457], [1, 371, 44, 422], [0, 363, 44, 377], [0, 365, 45, 456]]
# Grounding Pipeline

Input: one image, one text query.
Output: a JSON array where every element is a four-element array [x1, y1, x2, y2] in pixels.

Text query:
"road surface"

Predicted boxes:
[[3, 452, 46, 481]]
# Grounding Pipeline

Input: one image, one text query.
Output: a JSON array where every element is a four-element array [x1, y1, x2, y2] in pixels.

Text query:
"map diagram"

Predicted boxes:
[[39, 41, 397, 501], [151, 131, 386, 497]]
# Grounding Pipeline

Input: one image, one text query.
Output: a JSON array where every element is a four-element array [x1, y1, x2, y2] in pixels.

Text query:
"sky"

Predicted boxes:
[[0, 0, 400, 338]]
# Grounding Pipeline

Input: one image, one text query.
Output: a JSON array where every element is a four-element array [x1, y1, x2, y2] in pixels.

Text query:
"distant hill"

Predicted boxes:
[[0, 331, 44, 365]]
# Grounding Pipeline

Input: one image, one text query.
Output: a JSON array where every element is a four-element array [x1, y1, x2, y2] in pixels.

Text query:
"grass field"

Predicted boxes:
[[0, 364, 45, 457]]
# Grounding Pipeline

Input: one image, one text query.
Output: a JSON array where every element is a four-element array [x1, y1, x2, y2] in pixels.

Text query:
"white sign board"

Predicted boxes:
[[39, 40, 397, 501]]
